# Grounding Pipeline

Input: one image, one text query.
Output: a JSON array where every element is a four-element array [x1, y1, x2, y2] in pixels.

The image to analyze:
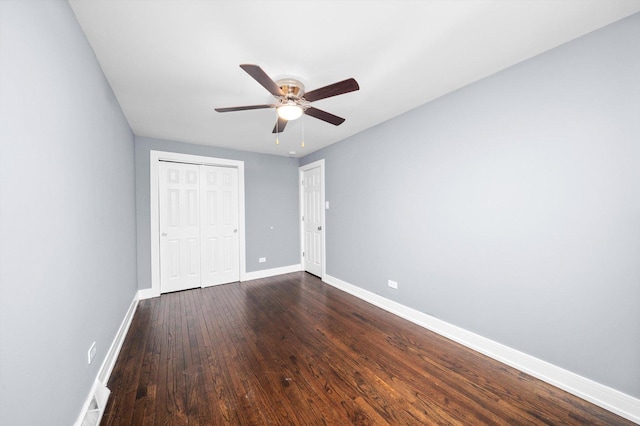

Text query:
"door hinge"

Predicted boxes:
[[302, 251, 305, 257]]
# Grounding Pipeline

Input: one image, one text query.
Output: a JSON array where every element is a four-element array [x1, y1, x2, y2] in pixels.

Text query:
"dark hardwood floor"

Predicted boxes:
[[102, 272, 632, 425]]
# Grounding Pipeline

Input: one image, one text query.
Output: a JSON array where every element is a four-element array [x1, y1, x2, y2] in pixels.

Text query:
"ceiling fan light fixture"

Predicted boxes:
[[216, 64, 358, 133], [277, 104, 303, 121]]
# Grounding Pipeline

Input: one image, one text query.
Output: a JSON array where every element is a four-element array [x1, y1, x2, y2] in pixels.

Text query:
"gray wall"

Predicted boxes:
[[302, 13, 640, 397], [135, 136, 300, 290], [0, 1, 138, 425]]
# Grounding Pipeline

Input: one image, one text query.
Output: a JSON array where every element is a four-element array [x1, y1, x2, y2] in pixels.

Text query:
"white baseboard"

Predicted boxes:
[[75, 380, 110, 426], [138, 265, 302, 298], [242, 263, 301, 282], [75, 291, 140, 426], [323, 273, 640, 424], [98, 293, 140, 384], [138, 287, 160, 300]]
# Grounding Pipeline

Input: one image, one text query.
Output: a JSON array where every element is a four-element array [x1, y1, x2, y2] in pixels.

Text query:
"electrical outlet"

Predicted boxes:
[[88, 342, 96, 365], [388, 280, 398, 289], [259, 257, 266, 263]]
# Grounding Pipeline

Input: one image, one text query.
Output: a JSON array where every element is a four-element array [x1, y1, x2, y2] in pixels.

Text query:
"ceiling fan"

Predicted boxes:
[[215, 64, 359, 133]]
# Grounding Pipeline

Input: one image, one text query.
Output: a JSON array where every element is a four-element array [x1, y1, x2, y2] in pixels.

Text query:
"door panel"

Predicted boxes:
[[204, 237, 218, 275], [159, 162, 201, 293], [201, 166, 239, 286]]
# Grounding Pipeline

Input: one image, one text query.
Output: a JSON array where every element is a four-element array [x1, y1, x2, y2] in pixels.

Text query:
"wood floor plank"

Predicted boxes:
[[104, 299, 152, 425], [152, 291, 172, 425], [129, 299, 157, 426], [226, 280, 349, 425], [167, 291, 188, 425], [140, 298, 161, 426], [279, 282, 493, 423], [102, 272, 633, 425]]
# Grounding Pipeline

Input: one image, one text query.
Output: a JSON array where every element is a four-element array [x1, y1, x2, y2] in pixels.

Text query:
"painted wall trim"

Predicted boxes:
[[138, 265, 302, 298], [299, 159, 326, 279], [138, 287, 161, 300], [75, 291, 139, 426], [323, 273, 640, 424], [243, 264, 302, 282], [149, 150, 247, 294], [73, 380, 110, 426], [97, 293, 140, 384]]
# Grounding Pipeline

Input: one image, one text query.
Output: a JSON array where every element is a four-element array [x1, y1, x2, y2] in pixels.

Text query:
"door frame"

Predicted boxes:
[[299, 159, 326, 280], [150, 150, 246, 296]]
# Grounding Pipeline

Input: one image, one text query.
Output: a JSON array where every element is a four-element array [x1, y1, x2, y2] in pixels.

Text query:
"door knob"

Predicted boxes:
[[317, 226, 322, 231], [233, 229, 238, 233]]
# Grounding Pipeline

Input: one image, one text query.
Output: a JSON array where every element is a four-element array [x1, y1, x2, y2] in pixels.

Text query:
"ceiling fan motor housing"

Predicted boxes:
[[276, 78, 305, 99]]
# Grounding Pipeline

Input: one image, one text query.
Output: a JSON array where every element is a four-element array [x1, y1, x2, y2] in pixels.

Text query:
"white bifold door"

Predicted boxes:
[[159, 161, 239, 293]]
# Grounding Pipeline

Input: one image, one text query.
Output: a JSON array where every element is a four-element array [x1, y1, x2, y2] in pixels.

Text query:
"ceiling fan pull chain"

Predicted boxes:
[[275, 110, 280, 145]]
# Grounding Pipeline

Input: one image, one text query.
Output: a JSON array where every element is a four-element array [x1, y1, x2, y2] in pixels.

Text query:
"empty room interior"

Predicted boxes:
[[1, 1, 640, 425]]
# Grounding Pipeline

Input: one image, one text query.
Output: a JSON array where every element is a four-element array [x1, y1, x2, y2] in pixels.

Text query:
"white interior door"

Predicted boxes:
[[158, 161, 201, 293], [302, 166, 323, 277], [200, 165, 239, 287]]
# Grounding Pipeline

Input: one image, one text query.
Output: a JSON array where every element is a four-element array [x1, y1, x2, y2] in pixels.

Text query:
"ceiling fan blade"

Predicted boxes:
[[272, 116, 288, 133], [215, 104, 274, 113], [240, 64, 285, 97], [304, 107, 346, 126], [303, 78, 359, 103]]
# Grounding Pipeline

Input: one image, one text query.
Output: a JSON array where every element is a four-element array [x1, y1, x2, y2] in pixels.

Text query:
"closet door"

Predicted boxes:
[[200, 166, 239, 287], [158, 161, 201, 293]]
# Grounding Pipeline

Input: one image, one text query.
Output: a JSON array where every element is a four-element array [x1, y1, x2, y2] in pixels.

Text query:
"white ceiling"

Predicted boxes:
[[68, 0, 640, 158]]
